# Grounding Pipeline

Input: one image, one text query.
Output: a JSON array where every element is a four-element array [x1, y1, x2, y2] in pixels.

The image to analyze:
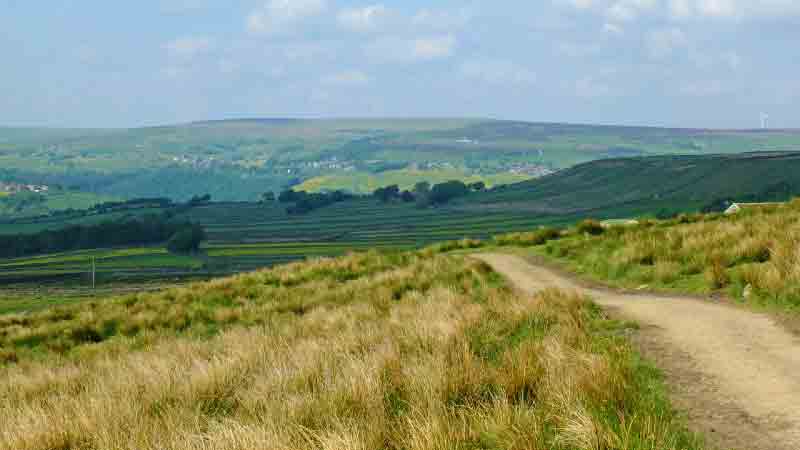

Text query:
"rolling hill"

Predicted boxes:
[[461, 151, 800, 218], [2, 118, 799, 212], [3, 151, 800, 290]]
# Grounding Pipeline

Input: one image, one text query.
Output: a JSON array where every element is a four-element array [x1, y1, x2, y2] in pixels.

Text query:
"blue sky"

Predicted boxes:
[[2, 0, 799, 128]]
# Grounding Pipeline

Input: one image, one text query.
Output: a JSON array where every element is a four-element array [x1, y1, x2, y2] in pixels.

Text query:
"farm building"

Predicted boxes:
[[724, 202, 783, 215]]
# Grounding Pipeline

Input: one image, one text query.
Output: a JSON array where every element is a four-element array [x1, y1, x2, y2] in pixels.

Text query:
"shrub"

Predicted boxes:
[[167, 224, 206, 254], [705, 257, 730, 289], [577, 219, 605, 236], [494, 227, 562, 247]]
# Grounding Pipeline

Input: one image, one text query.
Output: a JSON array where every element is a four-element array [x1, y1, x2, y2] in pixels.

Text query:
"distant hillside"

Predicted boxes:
[[462, 152, 800, 218], [2, 119, 799, 204]]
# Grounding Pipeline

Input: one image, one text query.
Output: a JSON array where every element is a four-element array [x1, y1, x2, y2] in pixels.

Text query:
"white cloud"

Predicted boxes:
[[247, 0, 327, 35], [679, 79, 733, 96], [695, 0, 738, 18], [460, 60, 537, 84], [603, 22, 624, 34], [337, 4, 390, 32], [575, 76, 614, 98], [557, 41, 603, 57], [723, 51, 741, 70], [163, 36, 214, 59], [605, 0, 658, 22], [162, 66, 187, 79], [364, 35, 456, 63], [413, 35, 456, 60], [218, 59, 240, 74], [161, 0, 210, 14], [321, 70, 370, 86], [668, 0, 692, 18], [568, 0, 800, 21], [412, 8, 472, 30], [646, 28, 687, 59], [558, 0, 595, 10]]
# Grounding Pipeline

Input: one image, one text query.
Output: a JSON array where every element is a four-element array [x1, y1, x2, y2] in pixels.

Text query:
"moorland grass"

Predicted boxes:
[[534, 199, 800, 313], [0, 244, 703, 450]]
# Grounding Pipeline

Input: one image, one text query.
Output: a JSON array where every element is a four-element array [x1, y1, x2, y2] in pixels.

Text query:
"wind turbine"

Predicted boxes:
[[760, 112, 769, 130]]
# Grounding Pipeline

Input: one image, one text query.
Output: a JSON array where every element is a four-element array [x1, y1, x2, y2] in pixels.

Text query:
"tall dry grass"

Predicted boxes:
[[543, 199, 800, 310], [0, 249, 702, 450]]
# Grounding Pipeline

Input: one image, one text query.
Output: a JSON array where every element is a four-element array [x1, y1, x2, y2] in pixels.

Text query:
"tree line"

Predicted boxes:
[[267, 180, 491, 215], [373, 180, 487, 207], [0, 213, 205, 259]]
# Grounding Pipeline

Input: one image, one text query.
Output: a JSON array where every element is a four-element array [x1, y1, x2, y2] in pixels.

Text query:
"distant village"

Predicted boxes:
[[0, 182, 50, 194]]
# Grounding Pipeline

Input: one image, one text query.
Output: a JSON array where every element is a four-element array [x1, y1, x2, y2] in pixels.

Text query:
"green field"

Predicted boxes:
[[459, 151, 800, 218], [0, 198, 576, 290], [3, 119, 799, 207], [3, 151, 800, 293], [0, 190, 118, 219], [296, 168, 529, 193]]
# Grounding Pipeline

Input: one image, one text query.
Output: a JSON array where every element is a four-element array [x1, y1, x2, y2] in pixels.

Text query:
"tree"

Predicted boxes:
[[413, 181, 431, 196], [429, 181, 470, 205], [412, 181, 431, 208], [374, 185, 400, 203], [468, 181, 486, 192], [188, 194, 211, 206], [400, 190, 415, 202], [167, 224, 206, 254], [279, 189, 301, 203]]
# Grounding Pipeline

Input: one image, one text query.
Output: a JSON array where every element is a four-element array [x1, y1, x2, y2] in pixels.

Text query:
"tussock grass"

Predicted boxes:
[[493, 227, 563, 247], [0, 248, 702, 449], [541, 199, 800, 311]]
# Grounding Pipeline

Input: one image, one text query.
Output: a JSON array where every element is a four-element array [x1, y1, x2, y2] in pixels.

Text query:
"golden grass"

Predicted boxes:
[[0, 249, 702, 450], [542, 199, 800, 310]]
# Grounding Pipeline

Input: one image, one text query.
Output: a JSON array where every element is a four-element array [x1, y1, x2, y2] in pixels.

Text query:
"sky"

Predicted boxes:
[[1, 0, 799, 129]]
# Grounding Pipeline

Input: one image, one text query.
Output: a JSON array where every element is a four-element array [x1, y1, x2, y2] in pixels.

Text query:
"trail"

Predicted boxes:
[[474, 253, 800, 450]]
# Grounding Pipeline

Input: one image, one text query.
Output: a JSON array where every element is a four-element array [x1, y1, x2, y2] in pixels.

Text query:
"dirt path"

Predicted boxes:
[[474, 253, 800, 450]]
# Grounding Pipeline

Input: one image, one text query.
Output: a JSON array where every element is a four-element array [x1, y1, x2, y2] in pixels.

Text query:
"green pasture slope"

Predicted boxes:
[[3, 119, 799, 204], [0, 190, 118, 219], [0, 199, 574, 290], [296, 168, 528, 194], [3, 150, 800, 300], [459, 151, 800, 218]]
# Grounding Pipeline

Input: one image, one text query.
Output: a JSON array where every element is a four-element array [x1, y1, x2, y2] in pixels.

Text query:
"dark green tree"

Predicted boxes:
[[374, 185, 400, 203], [166, 224, 206, 254], [468, 181, 486, 192], [429, 181, 470, 205]]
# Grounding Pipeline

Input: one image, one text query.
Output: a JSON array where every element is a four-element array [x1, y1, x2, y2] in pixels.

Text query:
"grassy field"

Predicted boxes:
[[4, 151, 800, 293], [0, 198, 580, 292], [296, 168, 529, 194], [511, 200, 800, 316], [0, 190, 118, 219], [3, 119, 799, 203], [0, 247, 704, 449], [459, 151, 800, 218]]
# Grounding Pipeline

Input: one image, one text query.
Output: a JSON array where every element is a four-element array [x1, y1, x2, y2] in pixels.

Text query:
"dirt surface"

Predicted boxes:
[[474, 253, 800, 450]]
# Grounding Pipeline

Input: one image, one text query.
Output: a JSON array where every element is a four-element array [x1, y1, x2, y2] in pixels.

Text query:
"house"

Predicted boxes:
[[724, 202, 783, 215]]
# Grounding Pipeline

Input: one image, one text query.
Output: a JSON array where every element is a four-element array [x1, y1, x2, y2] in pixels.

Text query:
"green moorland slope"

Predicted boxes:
[[0, 246, 704, 449], [3, 151, 800, 290], [2, 118, 799, 208], [460, 151, 800, 218]]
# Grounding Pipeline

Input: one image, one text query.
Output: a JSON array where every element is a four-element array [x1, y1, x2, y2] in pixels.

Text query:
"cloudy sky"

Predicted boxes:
[[2, 0, 799, 128]]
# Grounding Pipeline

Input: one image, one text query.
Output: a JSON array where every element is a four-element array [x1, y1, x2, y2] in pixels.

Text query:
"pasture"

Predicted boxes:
[[0, 199, 573, 308]]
